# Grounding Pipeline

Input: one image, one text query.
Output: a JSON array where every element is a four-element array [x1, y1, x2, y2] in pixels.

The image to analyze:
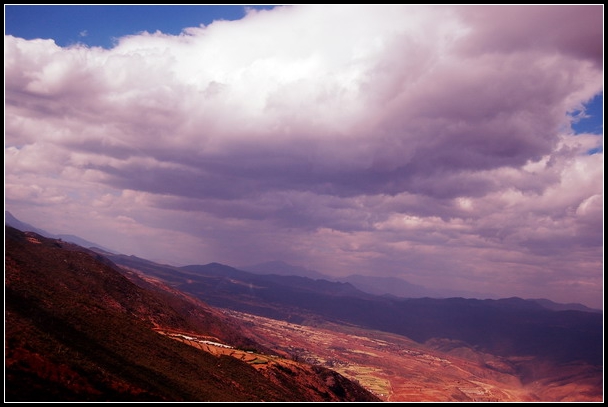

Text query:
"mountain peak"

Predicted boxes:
[[242, 260, 332, 280]]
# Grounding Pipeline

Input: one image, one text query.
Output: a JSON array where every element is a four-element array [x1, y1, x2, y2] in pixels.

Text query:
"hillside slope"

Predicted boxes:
[[5, 226, 379, 402]]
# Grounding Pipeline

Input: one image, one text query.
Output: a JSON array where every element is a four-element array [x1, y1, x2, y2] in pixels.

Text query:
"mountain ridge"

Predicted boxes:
[[5, 211, 598, 312], [236, 259, 600, 313]]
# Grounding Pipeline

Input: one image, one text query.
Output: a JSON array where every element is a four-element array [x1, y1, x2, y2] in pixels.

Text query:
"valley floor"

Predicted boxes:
[[223, 310, 603, 402]]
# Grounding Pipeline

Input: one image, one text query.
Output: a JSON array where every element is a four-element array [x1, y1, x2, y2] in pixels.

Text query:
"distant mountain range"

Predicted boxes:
[[242, 260, 331, 280], [240, 261, 469, 299], [243, 260, 600, 313], [6, 210, 599, 313]]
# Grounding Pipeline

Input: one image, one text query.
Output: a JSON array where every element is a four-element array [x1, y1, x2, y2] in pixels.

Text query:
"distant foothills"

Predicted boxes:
[[3, 210, 600, 313]]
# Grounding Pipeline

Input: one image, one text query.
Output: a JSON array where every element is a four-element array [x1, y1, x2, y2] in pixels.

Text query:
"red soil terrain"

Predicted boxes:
[[226, 310, 603, 402]]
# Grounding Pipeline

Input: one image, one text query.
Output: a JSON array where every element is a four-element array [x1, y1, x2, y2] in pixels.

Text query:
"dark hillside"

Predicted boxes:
[[5, 226, 379, 402]]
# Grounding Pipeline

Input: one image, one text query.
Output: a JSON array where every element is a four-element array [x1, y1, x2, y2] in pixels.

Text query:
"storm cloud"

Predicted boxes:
[[5, 5, 603, 308]]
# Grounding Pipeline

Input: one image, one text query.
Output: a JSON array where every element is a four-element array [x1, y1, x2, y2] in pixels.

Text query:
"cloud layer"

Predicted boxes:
[[5, 5, 604, 308]]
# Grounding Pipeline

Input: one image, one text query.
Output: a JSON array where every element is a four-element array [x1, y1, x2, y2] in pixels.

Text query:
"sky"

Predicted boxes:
[[4, 5, 604, 309]]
